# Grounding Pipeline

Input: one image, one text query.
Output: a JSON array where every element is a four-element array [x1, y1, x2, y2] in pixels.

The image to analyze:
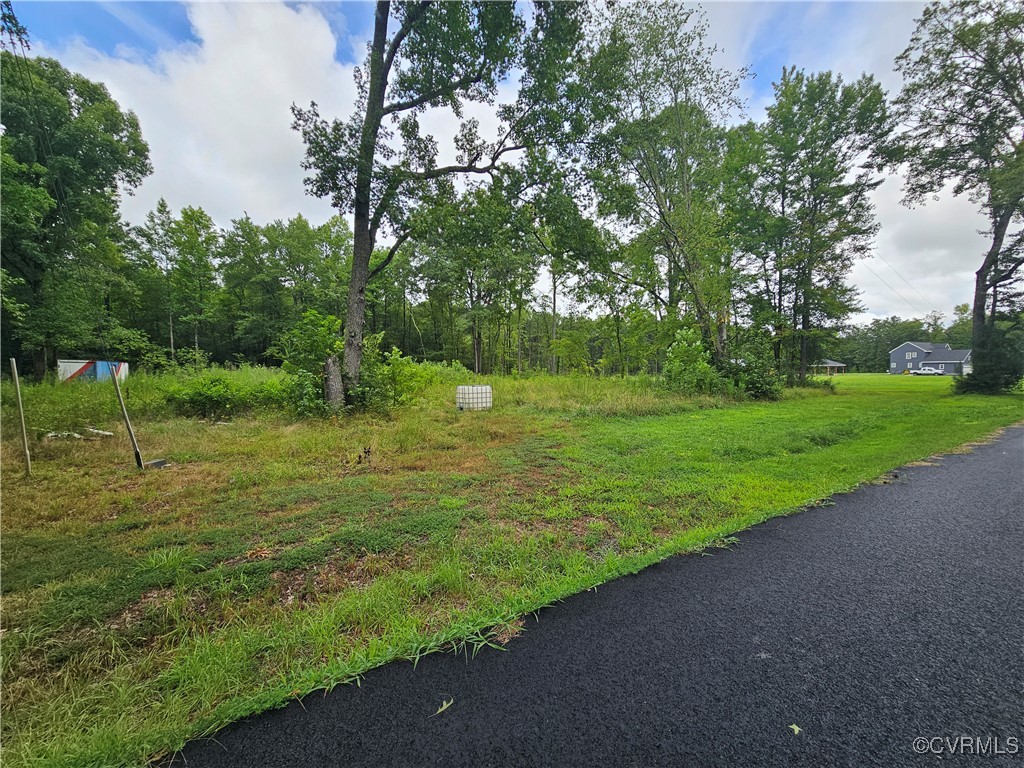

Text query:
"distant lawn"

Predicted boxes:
[[2, 373, 1021, 767]]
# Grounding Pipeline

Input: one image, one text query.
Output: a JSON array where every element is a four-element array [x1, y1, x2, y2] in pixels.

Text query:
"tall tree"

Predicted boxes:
[[414, 176, 538, 373], [0, 48, 151, 375], [892, 0, 1024, 391], [734, 69, 891, 381], [292, 1, 585, 406], [586, 3, 743, 366], [168, 207, 219, 353]]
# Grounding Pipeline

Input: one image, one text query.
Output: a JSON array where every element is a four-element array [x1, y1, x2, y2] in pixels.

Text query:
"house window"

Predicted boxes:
[[912, 352, 918, 358], [906, 352, 912, 359], [939, 364, 944, 370], [890, 363, 896, 368]]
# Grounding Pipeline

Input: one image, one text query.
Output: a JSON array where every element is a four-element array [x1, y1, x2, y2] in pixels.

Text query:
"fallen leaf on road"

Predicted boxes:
[[430, 697, 454, 717], [788, 724, 802, 735]]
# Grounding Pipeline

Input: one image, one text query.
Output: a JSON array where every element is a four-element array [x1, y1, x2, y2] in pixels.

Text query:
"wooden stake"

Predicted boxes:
[[109, 363, 143, 469], [9, 358, 31, 476]]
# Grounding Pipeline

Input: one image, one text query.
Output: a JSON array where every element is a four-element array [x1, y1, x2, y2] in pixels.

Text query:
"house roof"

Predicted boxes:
[[812, 359, 846, 367], [888, 341, 950, 354], [922, 349, 972, 363]]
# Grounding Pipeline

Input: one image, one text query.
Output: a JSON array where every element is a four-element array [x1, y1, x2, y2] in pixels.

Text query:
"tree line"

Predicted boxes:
[[2, 1, 1021, 398]]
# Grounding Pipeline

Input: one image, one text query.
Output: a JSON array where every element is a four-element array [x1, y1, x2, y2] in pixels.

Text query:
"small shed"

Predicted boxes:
[[58, 360, 129, 383], [811, 359, 847, 375]]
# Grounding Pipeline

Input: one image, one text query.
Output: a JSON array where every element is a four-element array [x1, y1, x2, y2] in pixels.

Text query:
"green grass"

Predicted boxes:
[[1, 373, 1021, 767]]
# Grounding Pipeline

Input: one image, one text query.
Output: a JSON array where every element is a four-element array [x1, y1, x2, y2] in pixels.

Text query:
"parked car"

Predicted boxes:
[[911, 366, 944, 376]]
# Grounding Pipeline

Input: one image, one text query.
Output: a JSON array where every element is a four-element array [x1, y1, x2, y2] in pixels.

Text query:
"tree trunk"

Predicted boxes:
[[549, 272, 558, 375], [971, 208, 1011, 352], [324, 355, 344, 408], [338, 1, 390, 407], [614, 311, 625, 376], [473, 319, 483, 374], [516, 300, 523, 374], [31, 346, 47, 380]]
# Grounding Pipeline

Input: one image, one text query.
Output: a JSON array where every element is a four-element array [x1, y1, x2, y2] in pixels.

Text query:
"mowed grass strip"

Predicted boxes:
[[1, 374, 1020, 767]]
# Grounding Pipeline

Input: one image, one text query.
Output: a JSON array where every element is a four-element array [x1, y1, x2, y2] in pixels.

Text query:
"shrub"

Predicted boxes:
[[167, 367, 286, 419], [718, 340, 784, 401], [285, 369, 330, 418], [271, 310, 344, 414], [663, 329, 727, 396]]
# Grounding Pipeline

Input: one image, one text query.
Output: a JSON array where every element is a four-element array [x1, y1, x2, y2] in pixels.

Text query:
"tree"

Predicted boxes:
[[292, 1, 586, 406], [892, 0, 1024, 391], [416, 177, 538, 373], [732, 69, 891, 382], [0, 47, 151, 375], [586, 3, 743, 366], [166, 207, 218, 353], [831, 316, 928, 371]]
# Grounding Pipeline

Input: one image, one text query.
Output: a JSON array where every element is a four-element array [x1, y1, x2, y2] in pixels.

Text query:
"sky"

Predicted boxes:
[[14, 1, 989, 325]]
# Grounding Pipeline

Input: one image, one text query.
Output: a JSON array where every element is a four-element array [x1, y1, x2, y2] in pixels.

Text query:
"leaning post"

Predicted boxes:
[[109, 362, 144, 469], [8, 358, 31, 477]]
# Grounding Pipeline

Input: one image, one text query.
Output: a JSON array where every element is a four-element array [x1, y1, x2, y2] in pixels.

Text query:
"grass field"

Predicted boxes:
[[1, 373, 1021, 767]]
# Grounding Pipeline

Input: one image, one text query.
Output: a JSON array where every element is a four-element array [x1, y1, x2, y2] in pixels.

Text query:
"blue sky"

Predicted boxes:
[[20, 2, 870, 108], [19, 2, 375, 62], [14, 1, 989, 321]]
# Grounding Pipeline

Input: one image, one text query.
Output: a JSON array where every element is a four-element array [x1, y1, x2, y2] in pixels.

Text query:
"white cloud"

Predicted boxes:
[[99, 1, 180, 52], [851, 179, 990, 322], [698, 1, 988, 324], [42, 1, 357, 228]]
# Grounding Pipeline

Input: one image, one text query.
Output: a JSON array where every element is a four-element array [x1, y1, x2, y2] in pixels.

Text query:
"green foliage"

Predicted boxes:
[[586, 4, 743, 366], [729, 67, 891, 381], [892, 1, 1023, 387], [273, 310, 343, 378], [166, 367, 286, 420], [719, 340, 784, 400], [271, 310, 344, 415], [663, 328, 727, 395], [292, 2, 587, 398], [0, 50, 151, 367], [284, 370, 331, 418], [354, 333, 421, 411], [953, 324, 1024, 394]]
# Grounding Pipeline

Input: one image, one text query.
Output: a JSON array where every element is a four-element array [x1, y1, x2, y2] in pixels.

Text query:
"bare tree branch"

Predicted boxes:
[[369, 229, 412, 281]]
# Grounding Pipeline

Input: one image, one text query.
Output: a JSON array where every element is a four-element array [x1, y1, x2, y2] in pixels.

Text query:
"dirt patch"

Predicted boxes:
[[490, 617, 525, 646], [313, 551, 415, 593], [107, 588, 175, 631], [221, 545, 280, 568], [945, 424, 1017, 454], [271, 570, 309, 606]]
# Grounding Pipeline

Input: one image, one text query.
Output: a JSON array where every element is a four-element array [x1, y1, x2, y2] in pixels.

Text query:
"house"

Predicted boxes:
[[811, 359, 847, 375], [888, 342, 972, 375]]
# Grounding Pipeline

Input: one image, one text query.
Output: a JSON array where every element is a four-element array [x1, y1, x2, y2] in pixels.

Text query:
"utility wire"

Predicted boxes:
[[860, 260, 928, 317], [870, 252, 940, 313]]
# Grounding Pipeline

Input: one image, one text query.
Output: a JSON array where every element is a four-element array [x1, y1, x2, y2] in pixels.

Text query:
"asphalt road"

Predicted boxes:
[[175, 426, 1024, 767]]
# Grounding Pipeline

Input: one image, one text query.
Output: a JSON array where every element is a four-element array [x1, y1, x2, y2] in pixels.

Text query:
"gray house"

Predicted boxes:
[[889, 342, 973, 375]]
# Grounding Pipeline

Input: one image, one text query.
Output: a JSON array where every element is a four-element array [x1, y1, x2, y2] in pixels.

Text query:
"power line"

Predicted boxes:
[[860, 260, 929, 317], [870, 252, 940, 313]]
